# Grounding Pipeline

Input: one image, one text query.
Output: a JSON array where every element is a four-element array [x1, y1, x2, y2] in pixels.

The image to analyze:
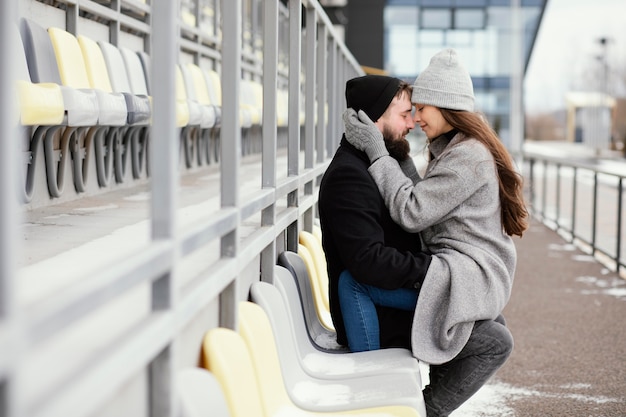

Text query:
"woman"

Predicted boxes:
[[341, 48, 528, 417]]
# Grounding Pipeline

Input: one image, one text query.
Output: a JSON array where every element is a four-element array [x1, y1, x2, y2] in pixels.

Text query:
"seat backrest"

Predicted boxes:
[[237, 301, 295, 416], [278, 251, 328, 328], [184, 63, 213, 106], [47, 27, 92, 89], [13, 25, 65, 126], [299, 230, 330, 311], [174, 65, 191, 127], [201, 328, 265, 417], [177, 368, 230, 417], [250, 278, 312, 359], [19, 18, 63, 84], [14, 25, 32, 83], [119, 47, 149, 96], [275, 254, 345, 351], [269, 265, 319, 353], [77, 34, 115, 92], [136, 50, 152, 94], [204, 69, 222, 106], [297, 243, 334, 331], [97, 40, 132, 94]]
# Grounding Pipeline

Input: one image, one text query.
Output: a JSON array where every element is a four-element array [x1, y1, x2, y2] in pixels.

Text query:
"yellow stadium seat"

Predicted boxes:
[[298, 243, 335, 331], [237, 301, 423, 416], [299, 230, 330, 312]]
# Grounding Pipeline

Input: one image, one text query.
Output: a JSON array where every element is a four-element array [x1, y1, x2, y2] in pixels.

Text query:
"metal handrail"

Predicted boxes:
[[523, 151, 626, 275]]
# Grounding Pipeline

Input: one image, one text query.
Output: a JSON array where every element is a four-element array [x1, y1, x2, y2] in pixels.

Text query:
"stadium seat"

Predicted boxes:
[[299, 230, 331, 312], [176, 64, 203, 168], [14, 25, 65, 203], [74, 34, 128, 127], [97, 41, 150, 128], [98, 40, 151, 180], [177, 368, 230, 417], [276, 88, 289, 128], [297, 243, 335, 330], [203, 327, 422, 417], [136, 51, 190, 129], [119, 47, 152, 176], [136, 51, 152, 94], [269, 265, 425, 379], [203, 69, 222, 163], [48, 27, 128, 191], [240, 79, 263, 155], [20, 19, 99, 127], [251, 272, 425, 390], [20, 18, 100, 198], [278, 250, 337, 348], [180, 63, 219, 166], [238, 301, 425, 413], [202, 328, 265, 417]]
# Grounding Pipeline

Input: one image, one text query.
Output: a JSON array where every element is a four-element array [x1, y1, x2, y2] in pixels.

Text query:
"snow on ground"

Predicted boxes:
[[450, 380, 622, 417]]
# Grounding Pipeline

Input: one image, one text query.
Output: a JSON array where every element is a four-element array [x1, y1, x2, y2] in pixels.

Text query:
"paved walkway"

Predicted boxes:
[[455, 217, 626, 416]]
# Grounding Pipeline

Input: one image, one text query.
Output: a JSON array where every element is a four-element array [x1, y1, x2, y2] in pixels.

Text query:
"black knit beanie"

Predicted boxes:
[[345, 75, 402, 122]]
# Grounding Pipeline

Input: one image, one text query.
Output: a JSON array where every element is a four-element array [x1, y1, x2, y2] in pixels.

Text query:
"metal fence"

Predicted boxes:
[[0, 0, 361, 416], [524, 151, 626, 276]]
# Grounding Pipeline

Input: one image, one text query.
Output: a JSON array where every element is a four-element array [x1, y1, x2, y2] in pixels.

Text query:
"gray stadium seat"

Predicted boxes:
[[238, 300, 426, 413]]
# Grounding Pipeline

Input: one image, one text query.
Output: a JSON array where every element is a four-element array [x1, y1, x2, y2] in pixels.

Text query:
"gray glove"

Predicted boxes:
[[343, 108, 389, 163]]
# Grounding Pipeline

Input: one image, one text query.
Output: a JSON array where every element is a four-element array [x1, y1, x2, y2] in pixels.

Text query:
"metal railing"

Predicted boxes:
[[1, 0, 361, 416], [523, 151, 626, 275]]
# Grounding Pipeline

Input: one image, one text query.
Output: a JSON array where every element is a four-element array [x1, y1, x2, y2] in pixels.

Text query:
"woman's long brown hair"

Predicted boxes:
[[440, 109, 529, 237]]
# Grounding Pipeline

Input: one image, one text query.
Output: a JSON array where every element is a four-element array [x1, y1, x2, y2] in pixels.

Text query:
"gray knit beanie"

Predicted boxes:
[[412, 48, 474, 112]]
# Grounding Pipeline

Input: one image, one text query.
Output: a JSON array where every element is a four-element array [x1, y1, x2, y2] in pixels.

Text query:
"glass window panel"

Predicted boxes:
[[386, 26, 419, 76], [487, 7, 509, 29], [454, 0, 488, 6], [455, 9, 485, 29], [417, 30, 445, 45], [421, 0, 452, 6], [421, 9, 451, 29], [385, 6, 418, 26], [446, 30, 472, 46]]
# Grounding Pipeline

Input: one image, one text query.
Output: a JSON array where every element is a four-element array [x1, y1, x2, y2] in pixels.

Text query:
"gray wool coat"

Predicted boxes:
[[368, 133, 517, 364]]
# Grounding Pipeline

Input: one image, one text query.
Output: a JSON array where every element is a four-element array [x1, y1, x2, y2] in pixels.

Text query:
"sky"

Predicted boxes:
[[524, 0, 626, 114]]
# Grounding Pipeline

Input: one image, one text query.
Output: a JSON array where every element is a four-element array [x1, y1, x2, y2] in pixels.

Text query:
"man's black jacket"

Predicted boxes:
[[318, 137, 431, 348]]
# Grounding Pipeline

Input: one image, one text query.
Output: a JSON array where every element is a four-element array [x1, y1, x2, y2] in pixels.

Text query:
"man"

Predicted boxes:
[[318, 74, 432, 349]]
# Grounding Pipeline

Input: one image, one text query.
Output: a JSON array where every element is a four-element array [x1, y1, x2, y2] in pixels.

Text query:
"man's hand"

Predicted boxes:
[[343, 108, 389, 163]]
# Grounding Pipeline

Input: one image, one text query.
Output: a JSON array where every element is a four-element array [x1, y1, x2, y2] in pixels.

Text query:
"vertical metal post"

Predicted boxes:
[[304, 7, 317, 171], [571, 167, 578, 243], [316, 23, 327, 164], [617, 178, 623, 273], [591, 172, 598, 254], [555, 163, 561, 230], [149, 0, 179, 415], [509, 0, 523, 155], [220, 0, 242, 330], [541, 160, 547, 220], [261, 0, 279, 282], [288, 0, 301, 178], [326, 38, 337, 157], [286, 0, 302, 252], [528, 158, 535, 215], [1, 2, 20, 416]]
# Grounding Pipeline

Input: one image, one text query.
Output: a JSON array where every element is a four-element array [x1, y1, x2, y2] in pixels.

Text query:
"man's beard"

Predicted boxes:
[[382, 128, 411, 161]]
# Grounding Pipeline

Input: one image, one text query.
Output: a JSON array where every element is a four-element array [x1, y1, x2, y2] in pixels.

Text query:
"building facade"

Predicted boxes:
[[324, 0, 548, 150]]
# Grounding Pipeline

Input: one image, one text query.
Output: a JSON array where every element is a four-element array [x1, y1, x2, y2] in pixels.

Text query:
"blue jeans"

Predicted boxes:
[[338, 270, 513, 417], [337, 269, 418, 352]]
